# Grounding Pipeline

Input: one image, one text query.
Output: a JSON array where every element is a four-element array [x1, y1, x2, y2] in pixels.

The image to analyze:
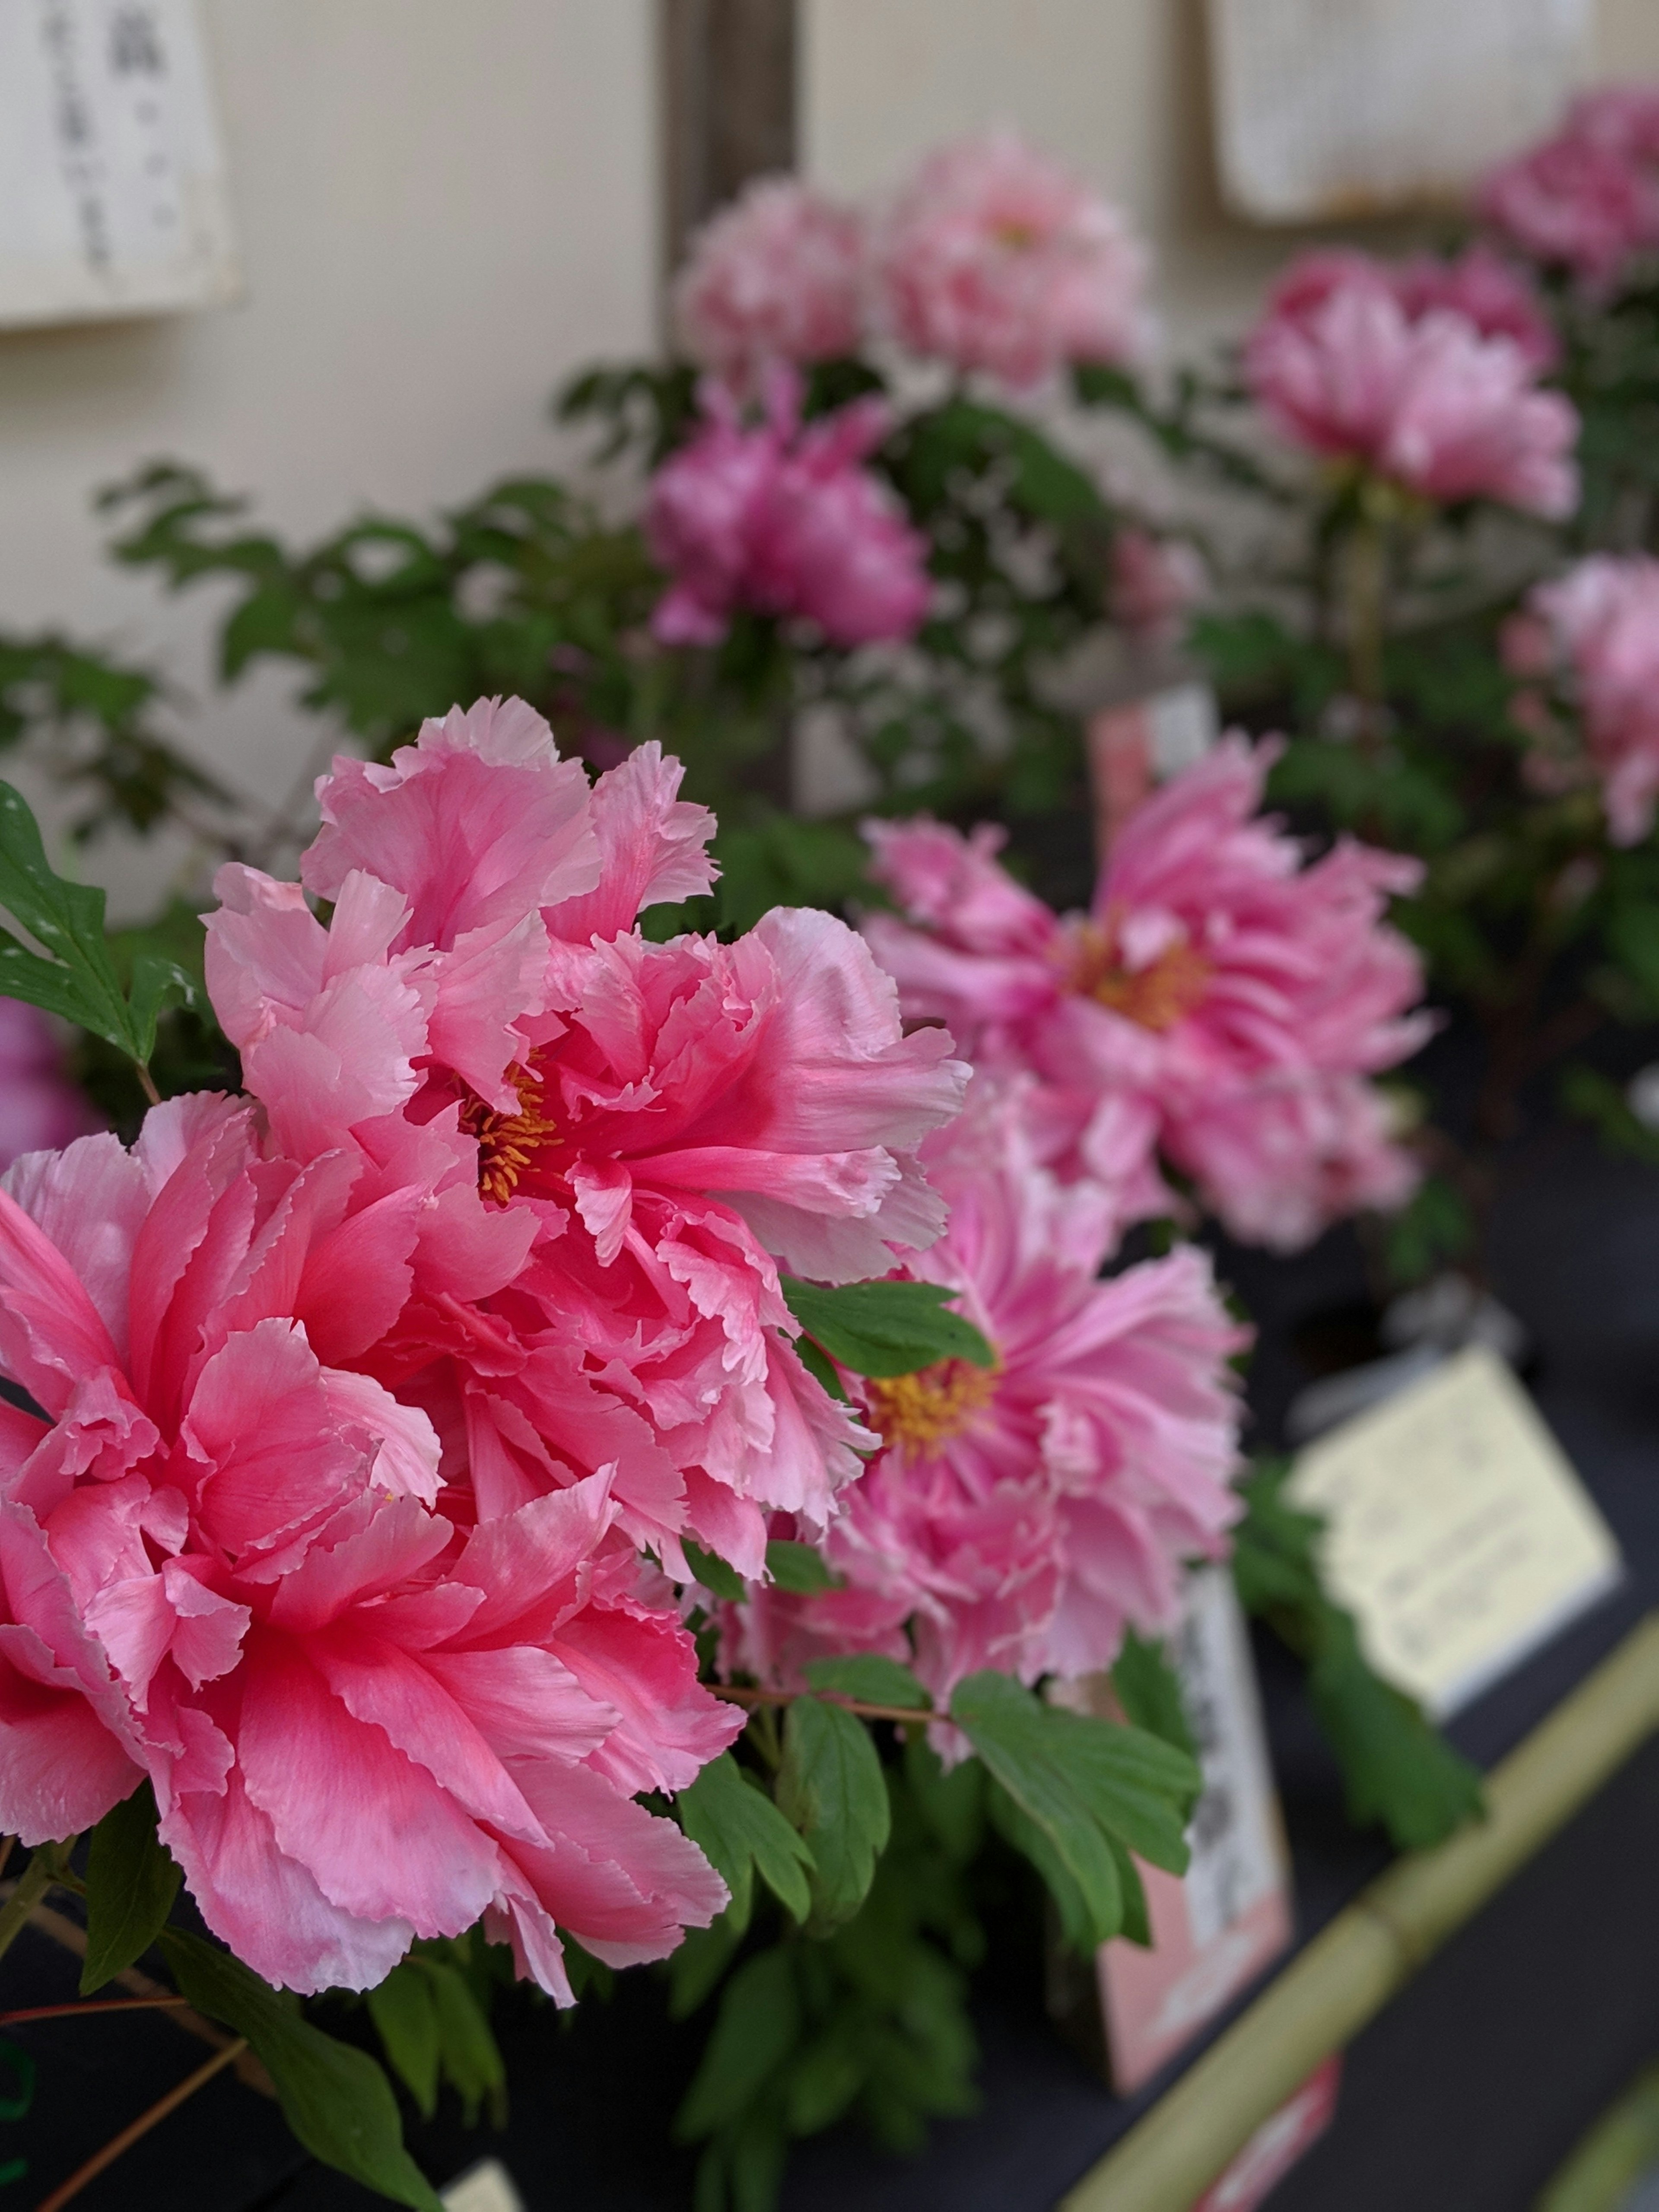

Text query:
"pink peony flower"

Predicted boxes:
[[1391, 243, 1560, 373], [862, 737, 1431, 1252], [725, 1085, 1246, 1705], [1506, 553, 1659, 843], [645, 373, 931, 649], [874, 129, 1152, 390], [0, 1002, 98, 1171], [1109, 529, 1207, 648], [1478, 89, 1659, 293], [0, 1096, 738, 1996], [205, 699, 967, 1577], [673, 177, 868, 397], [1243, 248, 1579, 516]]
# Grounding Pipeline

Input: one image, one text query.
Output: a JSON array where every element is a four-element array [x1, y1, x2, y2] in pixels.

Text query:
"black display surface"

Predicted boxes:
[[6, 1119, 1658, 2209]]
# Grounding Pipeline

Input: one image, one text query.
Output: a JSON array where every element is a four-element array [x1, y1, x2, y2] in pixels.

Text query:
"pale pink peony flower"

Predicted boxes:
[[1478, 88, 1659, 293], [1109, 529, 1207, 647], [725, 1085, 1246, 1705], [862, 737, 1431, 1252], [1506, 553, 1659, 844], [0, 1096, 738, 1996], [0, 1002, 98, 1170], [673, 176, 868, 397], [205, 699, 966, 1577], [1244, 248, 1579, 516], [645, 373, 931, 649], [874, 129, 1152, 390]]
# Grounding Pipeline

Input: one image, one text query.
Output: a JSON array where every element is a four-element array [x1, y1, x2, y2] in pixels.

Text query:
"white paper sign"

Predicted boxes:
[[0, 0, 240, 326], [1289, 1346, 1622, 1718], [1207, 0, 1592, 222]]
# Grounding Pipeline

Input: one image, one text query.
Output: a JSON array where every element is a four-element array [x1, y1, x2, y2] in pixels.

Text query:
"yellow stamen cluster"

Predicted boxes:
[[1068, 920, 1210, 1033], [459, 1063, 559, 1206], [865, 1357, 1000, 1457]]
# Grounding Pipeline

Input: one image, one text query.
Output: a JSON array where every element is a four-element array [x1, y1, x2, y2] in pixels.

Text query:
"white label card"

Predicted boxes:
[[0, 0, 239, 326], [1207, 0, 1592, 222], [1288, 1346, 1622, 1718]]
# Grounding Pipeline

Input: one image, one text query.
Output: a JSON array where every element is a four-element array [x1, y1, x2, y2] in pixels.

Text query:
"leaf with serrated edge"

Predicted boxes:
[[679, 1752, 814, 1926], [776, 1697, 890, 1925]]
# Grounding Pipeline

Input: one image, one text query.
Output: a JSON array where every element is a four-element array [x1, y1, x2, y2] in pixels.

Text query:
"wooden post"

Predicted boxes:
[[660, 0, 797, 278]]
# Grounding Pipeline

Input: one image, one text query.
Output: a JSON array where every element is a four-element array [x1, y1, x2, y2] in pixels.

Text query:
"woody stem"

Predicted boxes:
[[0, 1840, 72, 1969], [713, 1685, 930, 1728]]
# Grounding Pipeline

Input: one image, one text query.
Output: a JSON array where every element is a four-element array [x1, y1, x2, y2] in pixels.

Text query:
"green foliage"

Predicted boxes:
[[1383, 1173, 1477, 1290], [678, 1754, 817, 1939], [765, 1539, 842, 1594], [675, 1754, 985, 2212], [681, 1539, 747, 1602], [1110, 1630, 1196, 1759], [80, 1783, 181, 1994], [949, 1672, 1198, 1952], [803, 1655, 931, 1710], [780, 1277, 994, 1379], [0, 629, 225, 842], [1559, 1063, 1659, 1167], [777, 1698, 892, 1928], [365, 1945, 506, 2125], [0, 782, 197, 1071], [159, 1928, 440, 2209], [1233, 1459, 1484, 1851]]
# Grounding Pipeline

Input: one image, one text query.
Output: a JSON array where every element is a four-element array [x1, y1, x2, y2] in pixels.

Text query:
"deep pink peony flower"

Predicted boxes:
[[1506, 553, 1659, 844], [725, 1085, 1246, 1704], [673, 177, 868, 398], [0, 1096, 738, 1996], [645, 374, 931, 650], [873, 129, 1152, 390], [0, 1002, 98, 1171], [1478, 88, 1659, 293], [1243, 248, 1579, 516], [863, 737, 1431, 1252], [1391, 243, 1560, 373], [205, 699, 967, 1577], [1109, 529, 1207, 647]]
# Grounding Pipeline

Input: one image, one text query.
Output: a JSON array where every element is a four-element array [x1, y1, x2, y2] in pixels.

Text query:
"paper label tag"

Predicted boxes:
[[1288, 1345, 1622, 1718], [0, 0, 240, 326], [1086, 1567, 1292, 2093], [1086, 682, 1218, 856], [1208, 0, 1591, 220], [1192, 2056, 1342, 2212], [441, 2162, 524, 2212]]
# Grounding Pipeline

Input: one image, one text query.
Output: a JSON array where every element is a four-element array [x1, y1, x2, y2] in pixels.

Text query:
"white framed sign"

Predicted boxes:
[[0, 0, 240, 327], [1208, 0, 1592, 222]]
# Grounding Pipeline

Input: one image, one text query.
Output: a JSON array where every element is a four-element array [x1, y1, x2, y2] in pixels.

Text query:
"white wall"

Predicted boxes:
[[7, 1, 1659, 909], [803, 0, 1659, 349], [0, 0, 658, 909]]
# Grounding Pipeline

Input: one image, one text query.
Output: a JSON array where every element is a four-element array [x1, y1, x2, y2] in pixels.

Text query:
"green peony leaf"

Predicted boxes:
[[80, 1782, 182, 1994], [159, 1929, 440, 2210], [776, 1697, 890, 1926], [780, 1278, 993, 1380]]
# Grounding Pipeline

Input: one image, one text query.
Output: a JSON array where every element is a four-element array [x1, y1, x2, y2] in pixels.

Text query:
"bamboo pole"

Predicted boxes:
[[1059, 1612, 1659, 2212]]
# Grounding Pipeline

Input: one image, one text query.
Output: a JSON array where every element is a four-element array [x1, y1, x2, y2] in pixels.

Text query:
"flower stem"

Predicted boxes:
[[1344, 509, 1389, 750], [0, 1840, 72, 1968], [715, 1685, 930, 1728], [33, 2037, 247, 2212], [0, 1996, 191, 2029]]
